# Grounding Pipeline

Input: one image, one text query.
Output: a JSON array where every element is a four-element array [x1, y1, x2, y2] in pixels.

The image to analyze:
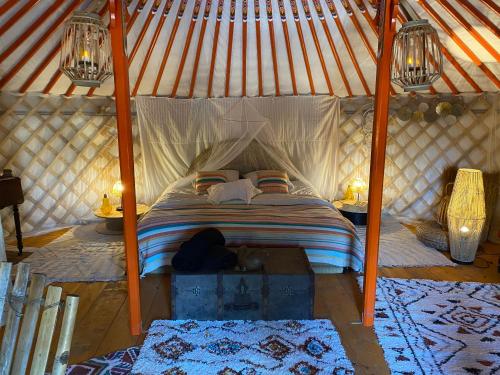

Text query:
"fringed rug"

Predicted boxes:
[[11, 225, 125, 283], [356, 215, 455, 268], [66, 346, 140, 374], [132, 320, 354, 375], [366, 277, 500, 375]]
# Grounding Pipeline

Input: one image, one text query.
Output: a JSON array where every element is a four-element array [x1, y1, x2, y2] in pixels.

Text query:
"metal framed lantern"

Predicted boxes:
[[60, 11, 113, 87], [391, 19, 442, 91]]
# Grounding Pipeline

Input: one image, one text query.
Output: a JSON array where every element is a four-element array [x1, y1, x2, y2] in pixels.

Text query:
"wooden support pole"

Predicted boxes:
[[11, 273, 47, 375], [362, 0, 396, 327], [109, 0, 142, 336], [0, 262, 30, 375], [52, 295, 79, 375], [30, 286, 62, 375]]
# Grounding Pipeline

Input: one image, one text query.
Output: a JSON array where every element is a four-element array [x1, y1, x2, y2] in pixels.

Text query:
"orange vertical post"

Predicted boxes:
[[108, 0, 142, 335], [362, 0, 397, 327]]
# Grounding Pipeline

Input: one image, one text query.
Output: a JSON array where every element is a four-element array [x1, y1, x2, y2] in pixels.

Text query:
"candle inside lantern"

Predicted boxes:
[[459, 226, 470, 236], [81, 49, 91, 63]]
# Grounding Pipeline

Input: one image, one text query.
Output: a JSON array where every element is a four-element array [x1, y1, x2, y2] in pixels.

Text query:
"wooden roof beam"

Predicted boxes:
[[0, 0, 82, 90], [133, 0, 175, 97], [326, 0, 372, 96], [287, 0, 315, 95], [170, 0, 201, 97], [242, 0, 248, 97], [188, 0, 213, 98], [418, 0, 500, 89], [458, 0, 499, 38], [224, 0, 237, 97], [254, 0, 264, 96], [436, 0, 499, 62], [300, 0, 334, 95], [152, 0, 186, 96], [267, 0, 283, 96], [0, 0, 38, 38], [0, 0, 65, 64], [207, 0, 225, 97], [87, 0, 143, 97], [0, 0, 18, 16], [312, 1, 352, 96], [480, 0, 500, 16]]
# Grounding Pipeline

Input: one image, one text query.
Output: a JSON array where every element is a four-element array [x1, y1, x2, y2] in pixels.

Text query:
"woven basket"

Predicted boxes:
[[436, 182, 454, 230], [416, 221, 449, 252]]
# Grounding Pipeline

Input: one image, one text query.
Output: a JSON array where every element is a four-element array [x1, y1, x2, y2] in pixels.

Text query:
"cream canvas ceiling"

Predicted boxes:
[[0, 0, 499, 98]]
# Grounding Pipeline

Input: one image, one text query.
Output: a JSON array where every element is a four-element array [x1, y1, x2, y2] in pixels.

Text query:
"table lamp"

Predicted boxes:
[[447, 169, 486, 264], [350, 178, 367, 206], [112, 181, 124, 211]]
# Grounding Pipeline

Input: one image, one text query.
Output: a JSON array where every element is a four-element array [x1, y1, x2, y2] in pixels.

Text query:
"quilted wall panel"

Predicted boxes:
[[0, 93, 498, 233]]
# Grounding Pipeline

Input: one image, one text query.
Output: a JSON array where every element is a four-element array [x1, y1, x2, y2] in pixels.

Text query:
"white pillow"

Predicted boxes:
[[243, 170, 294, 189], [207, 179, 262, 204]]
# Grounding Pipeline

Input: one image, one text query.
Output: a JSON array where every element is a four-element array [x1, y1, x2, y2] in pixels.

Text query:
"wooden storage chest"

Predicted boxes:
[[171, 247, 314, 320]]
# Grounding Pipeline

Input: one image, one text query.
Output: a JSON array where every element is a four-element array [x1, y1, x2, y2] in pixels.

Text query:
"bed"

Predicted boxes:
[[137, 182, 364, 276]]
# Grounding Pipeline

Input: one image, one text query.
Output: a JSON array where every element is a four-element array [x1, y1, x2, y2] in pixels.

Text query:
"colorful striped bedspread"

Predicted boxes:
[[138, 191, 364, 275]]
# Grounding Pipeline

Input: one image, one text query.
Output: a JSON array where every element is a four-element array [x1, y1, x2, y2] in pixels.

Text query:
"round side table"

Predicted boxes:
[[93, 204, 150, 235], [333, 200, 368, 226]]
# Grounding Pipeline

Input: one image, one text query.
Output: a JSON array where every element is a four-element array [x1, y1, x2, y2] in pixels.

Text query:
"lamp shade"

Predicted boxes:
[[59, 12, 112, 87], [112, 181, 124, 197], [447, 169, 486, 264], [391, 20, 443, 91], [350, 178, 367, 193]]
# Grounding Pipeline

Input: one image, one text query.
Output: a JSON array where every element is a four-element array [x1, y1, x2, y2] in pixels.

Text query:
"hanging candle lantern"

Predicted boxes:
[[59, 12, 112, 87], [391, 20, 442, 91]]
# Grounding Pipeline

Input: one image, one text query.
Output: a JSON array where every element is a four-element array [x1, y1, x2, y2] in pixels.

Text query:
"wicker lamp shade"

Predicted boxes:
[[391, 20, 443, 91], [59, 12, 112, 87], [447, 169, 486, 264]]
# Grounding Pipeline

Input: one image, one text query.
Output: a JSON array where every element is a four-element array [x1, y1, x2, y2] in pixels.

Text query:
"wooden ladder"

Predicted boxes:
[[0, 262, 79, 375]]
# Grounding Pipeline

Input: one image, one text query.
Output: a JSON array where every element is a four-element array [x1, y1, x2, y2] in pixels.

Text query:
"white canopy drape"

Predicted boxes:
[[136, 96, 340, 202]]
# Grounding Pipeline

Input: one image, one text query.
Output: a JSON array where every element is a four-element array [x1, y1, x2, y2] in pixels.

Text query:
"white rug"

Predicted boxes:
[[133, 319, 354, 375], [11, 225, 125, 283], [356, 215, 455, 268], [360, 277, 500, 375]]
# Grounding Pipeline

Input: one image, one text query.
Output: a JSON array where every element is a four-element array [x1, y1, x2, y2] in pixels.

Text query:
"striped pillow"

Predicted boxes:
[[195, 171, 227, 194], [257, 170, 289, 194]]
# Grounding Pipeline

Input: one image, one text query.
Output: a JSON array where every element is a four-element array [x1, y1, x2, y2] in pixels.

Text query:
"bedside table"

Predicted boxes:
[[94, 204, 150, 234], [334, 200, 368, 226]]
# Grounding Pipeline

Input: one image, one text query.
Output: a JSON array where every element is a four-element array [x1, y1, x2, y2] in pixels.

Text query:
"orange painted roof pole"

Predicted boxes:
[[362, 0, 397, 327], [108, 0, 142, 336]]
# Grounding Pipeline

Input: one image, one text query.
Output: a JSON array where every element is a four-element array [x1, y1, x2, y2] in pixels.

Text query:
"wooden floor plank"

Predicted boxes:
[[1, 229, 498, 374]]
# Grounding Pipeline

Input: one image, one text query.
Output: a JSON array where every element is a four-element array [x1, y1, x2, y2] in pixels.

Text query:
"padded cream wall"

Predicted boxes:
[[0, 93, 144, 233], [0, 92, 497, 233], [338, 94, 499, 220]]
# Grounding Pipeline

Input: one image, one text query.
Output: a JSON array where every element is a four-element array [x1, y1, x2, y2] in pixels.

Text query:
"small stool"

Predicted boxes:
[[415, 221, 449, 252]]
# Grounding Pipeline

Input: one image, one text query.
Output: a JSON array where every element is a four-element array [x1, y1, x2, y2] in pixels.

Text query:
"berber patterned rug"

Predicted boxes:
[[132, 319, 354, 374], [363, 277, 500, 375]]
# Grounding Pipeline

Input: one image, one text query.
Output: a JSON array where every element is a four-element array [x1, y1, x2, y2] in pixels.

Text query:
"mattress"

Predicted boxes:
[[137, 183, 364, 275]]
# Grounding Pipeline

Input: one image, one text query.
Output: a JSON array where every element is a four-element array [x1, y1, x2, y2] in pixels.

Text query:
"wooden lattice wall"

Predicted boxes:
[[0, 93, 498, 233]]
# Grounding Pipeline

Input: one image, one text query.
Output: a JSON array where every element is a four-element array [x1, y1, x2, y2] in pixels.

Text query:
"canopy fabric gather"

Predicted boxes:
[[136, 95, 340, 202]]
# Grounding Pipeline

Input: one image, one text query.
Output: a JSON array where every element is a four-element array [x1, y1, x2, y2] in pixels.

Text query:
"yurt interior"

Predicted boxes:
[[0, 0, 499, 373]]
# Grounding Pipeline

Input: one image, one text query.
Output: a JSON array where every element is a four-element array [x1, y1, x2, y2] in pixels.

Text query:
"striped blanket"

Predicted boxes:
[[138, 191, 364, 275]]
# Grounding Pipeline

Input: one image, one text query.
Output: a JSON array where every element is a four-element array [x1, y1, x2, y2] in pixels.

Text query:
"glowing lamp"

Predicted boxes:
[[447, 169, 486, 264], [112, 181, 124, 211], [350, 178, 367, 205], [60, 11, 112, 87], [391, 20, 442, 91]]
